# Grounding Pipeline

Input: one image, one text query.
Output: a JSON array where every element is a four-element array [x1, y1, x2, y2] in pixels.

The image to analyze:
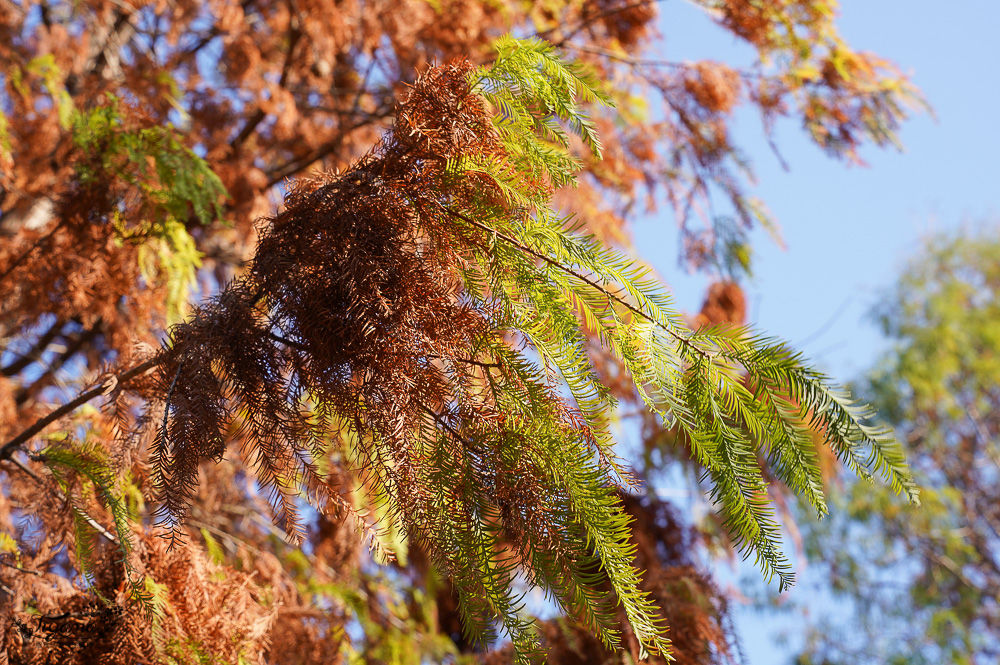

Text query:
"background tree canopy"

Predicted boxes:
[[0, 1, 924, 663], [792, 229, 1000, 665]]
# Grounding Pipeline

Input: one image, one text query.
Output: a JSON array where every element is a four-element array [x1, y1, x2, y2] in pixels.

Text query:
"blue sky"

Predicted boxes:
[[630, 2, 1000, 662], [638, 1, 1000, 380]]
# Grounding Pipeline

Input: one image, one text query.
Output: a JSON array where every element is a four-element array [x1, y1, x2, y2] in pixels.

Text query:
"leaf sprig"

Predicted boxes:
[[450, 37, 919, 595]]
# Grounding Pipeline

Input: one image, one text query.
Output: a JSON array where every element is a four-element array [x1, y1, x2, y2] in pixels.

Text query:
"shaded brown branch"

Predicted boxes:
[[160, 359, 185, 453], [14, 322, 104, 406], [418, 403, 484, 455], [1, 318, 64, 378], [265, 135, 348, 187], [0, 354, 164, 463], [231, 22, 302, 150], [0, 559, 44, 577]]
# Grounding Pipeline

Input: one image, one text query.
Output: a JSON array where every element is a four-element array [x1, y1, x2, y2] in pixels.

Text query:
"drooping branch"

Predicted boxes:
[[2, 453, 120, 545], [443, 206, 711, 360]]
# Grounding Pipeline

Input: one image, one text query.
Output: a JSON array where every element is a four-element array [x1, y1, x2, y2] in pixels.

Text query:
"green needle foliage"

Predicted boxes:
[[795, 229, 1000, 664], [72, 97, 227, 323], [37, 440, 153, 614], [453, 37, 918, 590], [72, 98, 225, 226], [125, 36, 918, 663]]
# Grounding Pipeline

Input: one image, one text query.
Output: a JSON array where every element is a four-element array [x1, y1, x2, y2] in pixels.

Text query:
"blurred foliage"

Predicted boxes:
[[72, 99, 225, 323], [795, 229, 1000, 664]]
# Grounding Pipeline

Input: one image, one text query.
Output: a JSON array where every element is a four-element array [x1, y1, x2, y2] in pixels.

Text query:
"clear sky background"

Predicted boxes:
[[629, 2, 1000, 662]]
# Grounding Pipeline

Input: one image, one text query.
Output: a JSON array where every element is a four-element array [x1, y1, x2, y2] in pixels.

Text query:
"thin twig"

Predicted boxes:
[[268, 331, 499, 372], [267, 331, 306, 350], [427, 354, 501, 371], [539, 0, 668, 46], [965, 402, 1000, 474], [566, 42, 766, 83], [348, 53, 378, 123], [418, 403, 484, 455], [160, 360, 184, 452], [2, 455, 120, 545], [1, 318, 64, 378], [0, 354, 164, 463], [30, 609, 112, 621], [794, 296, 852, 348], [187, 517, 264, 557], [73, 508, 121, 546], [232, 21, 302, 150], [0, 558, 44, 577], [194, 509, 342, 578], [443, 207, 710, 360], [6, 455, 41, 482]]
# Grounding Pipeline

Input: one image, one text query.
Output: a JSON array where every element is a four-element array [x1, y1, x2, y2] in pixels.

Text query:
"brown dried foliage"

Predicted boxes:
[[143, 61, 503, 536], [695, 281, 747, 329], [134, 59, 645, 659], [137, 70, 636, 653], [684, 63, 742, 116], [1, 526, 344, 665]]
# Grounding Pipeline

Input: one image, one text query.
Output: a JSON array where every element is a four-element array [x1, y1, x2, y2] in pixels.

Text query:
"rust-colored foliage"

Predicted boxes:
[[696, 281, 748, 329], [2, 530, 298, 664], [2, 107, 163, 345], [138, 63, 684, 658], [145, 61, 508, 537]]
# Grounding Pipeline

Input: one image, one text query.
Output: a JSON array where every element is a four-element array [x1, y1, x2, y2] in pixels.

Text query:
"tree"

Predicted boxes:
[[792, 229, 1000, 665], [0, 2, 921, 663]]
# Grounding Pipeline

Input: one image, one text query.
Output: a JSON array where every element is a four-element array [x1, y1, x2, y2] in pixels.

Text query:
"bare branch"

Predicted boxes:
[[0, 354, 164, 463]]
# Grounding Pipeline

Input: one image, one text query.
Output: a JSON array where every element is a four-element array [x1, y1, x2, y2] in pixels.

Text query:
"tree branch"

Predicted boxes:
[[443, 206, 710, 360], [418, 403, 484, 455], [1, 318, 64, 378], [0, 354, 164, 464], [565, 42, 766, 83], [0, 558, 44, 577], [15, 322, 103, 406], [231, 22, 302, 151], [3, 455, 120, 545], [539, 0, 667, 47], [160, 360, 184, 454]]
